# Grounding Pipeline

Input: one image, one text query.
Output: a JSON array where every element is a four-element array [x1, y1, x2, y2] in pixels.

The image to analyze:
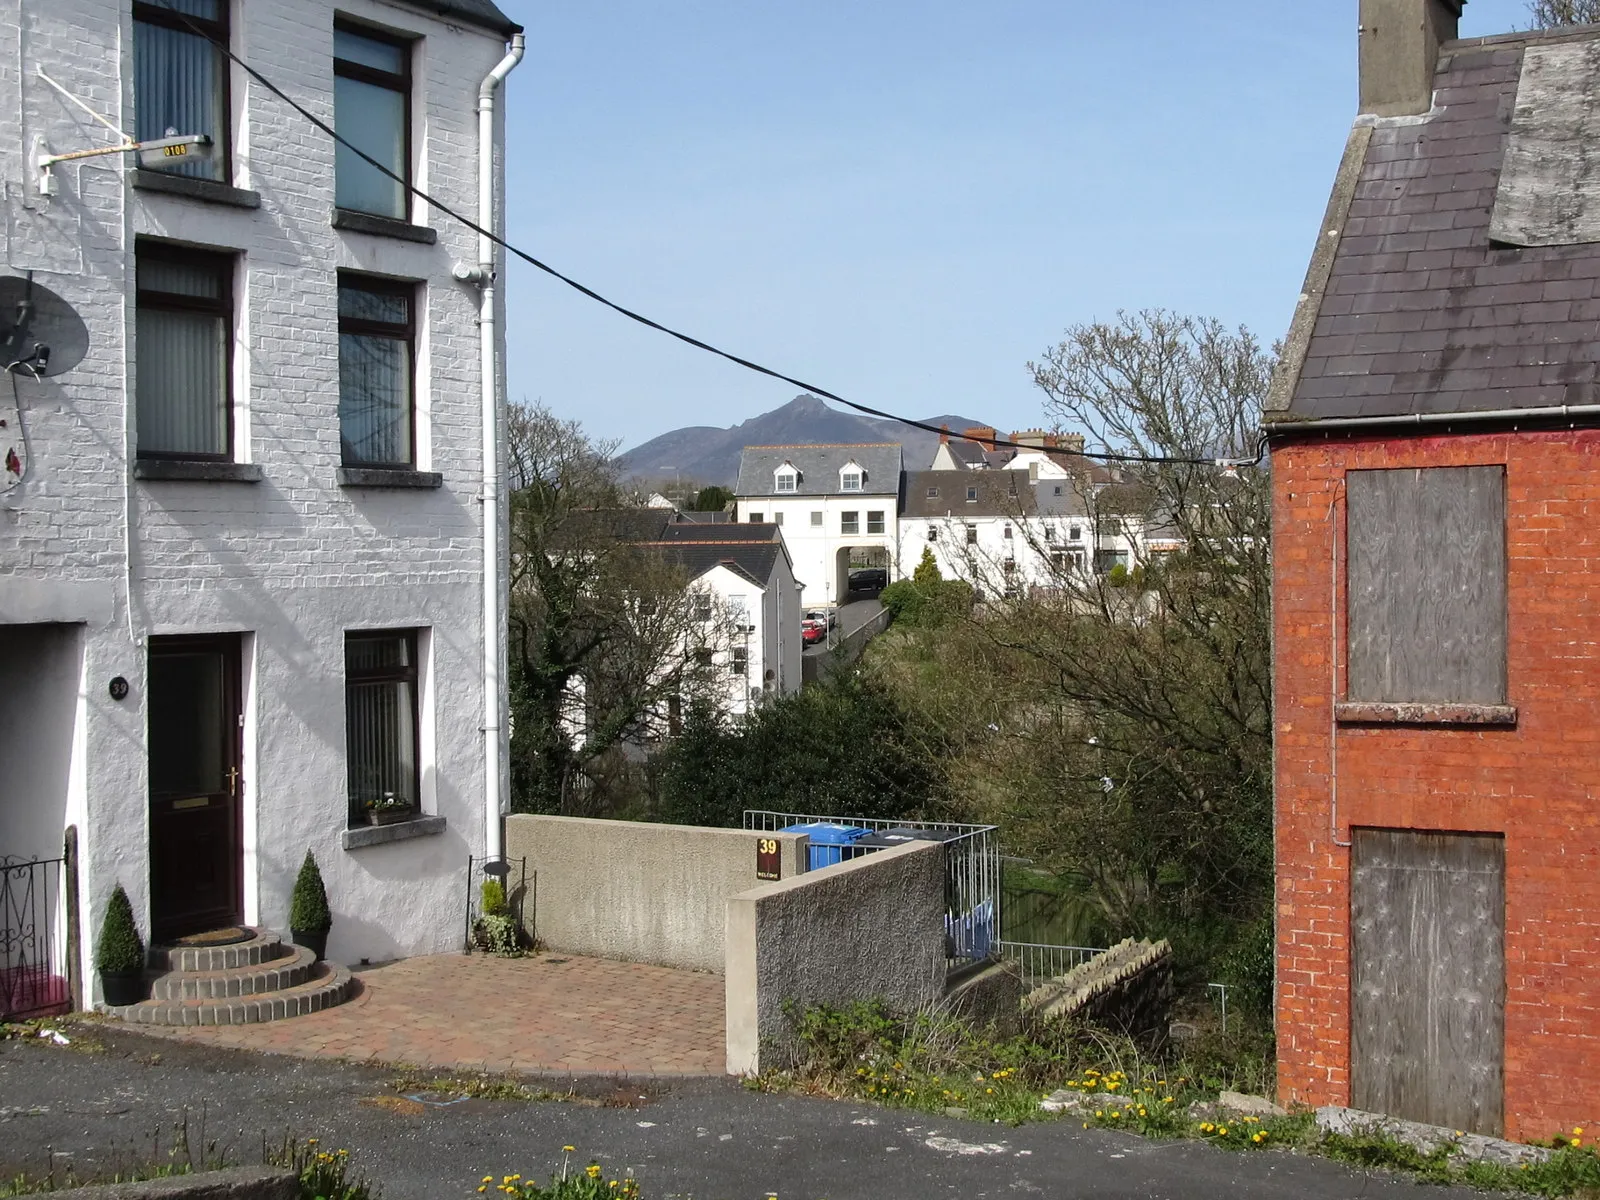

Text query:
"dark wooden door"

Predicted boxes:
[[1351, 829, 1505, 1135], [147, 635, 242, 943]]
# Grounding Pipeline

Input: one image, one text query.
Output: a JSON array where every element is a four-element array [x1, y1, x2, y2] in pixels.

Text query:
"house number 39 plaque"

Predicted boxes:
[[756, 837, 781, 881]]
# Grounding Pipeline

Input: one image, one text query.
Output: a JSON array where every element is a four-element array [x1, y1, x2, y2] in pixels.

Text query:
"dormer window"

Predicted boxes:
[[926, 486, 939, 499], [774, 462, 798, 494], [840, 462, 863, 493], [966, 486, 978, 502]]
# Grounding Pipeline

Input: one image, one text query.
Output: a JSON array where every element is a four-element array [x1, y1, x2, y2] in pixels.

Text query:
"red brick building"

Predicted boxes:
[[1269, 1, 1600, 1140]]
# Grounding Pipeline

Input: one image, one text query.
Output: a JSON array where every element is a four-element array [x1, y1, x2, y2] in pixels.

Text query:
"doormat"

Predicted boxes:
[[171, 926, 253, 947]]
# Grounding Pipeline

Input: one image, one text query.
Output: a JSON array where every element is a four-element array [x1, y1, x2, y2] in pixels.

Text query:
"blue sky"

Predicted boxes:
[[499, 0, 1530, 452]]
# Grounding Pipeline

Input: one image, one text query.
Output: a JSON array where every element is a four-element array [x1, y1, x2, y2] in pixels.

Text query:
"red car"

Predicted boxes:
[[801, 619, 827, 645]]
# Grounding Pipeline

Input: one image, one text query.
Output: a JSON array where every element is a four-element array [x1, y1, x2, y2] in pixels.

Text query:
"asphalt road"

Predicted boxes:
[[803, 597, 884, 658], [0, 1025, 1482, 1200]]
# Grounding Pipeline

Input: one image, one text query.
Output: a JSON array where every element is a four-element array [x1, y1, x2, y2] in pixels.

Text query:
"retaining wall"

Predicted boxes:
[[503, 815, 807, 973], [725, 839, 945, 1075]]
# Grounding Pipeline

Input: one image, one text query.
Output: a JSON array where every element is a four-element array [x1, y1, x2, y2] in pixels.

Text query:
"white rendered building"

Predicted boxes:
[[0, 0, 523, 1002]]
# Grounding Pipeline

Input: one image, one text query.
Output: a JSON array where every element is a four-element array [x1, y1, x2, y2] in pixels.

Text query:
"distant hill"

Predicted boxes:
[[616, 394, 987, 488]]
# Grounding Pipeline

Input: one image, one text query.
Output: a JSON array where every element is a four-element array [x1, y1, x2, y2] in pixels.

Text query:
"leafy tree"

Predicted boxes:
[[691, 485, 734, 512], [1527, 0, 1600, 26], [912, 546, 942, 587], [875, 311, 1273, 981], [507, 404, 729, 815], [657, 672, 940, 828]]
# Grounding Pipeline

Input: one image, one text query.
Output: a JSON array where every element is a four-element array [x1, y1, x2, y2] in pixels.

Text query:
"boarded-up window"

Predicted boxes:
[[1346, 466, 1506, 704]]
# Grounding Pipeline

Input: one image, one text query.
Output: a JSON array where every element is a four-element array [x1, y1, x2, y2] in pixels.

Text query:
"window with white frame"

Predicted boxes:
[[966, 486, 978, 502], [692, 592, 712, 622], [774, 512, 783, 526], [748, 512, 764, 523], [775, 464, 797, 493], [840, 463, 863, 492], [966, 524, 978, 545], [841, 511, 860, 536], [135, 242, 234, 460], [867, 511, 885, 535], [345, 630, 421, 826], [1003, 523, 1013, 540], [730, 645, 749, 677], [134, 0, 229, 181], [1070, 524, 1083, 541], [928, 525, 939, 541], [926, 486, 939, 499], [810, 511, 823, 527]]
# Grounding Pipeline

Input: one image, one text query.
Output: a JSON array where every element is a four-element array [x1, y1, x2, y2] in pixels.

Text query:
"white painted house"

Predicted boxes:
[[733, 444, 902, 608], [0, 0, 523, 1007], [649, 523, 803, 715]]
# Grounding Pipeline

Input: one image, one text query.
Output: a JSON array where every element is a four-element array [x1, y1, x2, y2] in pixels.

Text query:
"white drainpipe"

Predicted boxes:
[[476, 32, 524, 863]]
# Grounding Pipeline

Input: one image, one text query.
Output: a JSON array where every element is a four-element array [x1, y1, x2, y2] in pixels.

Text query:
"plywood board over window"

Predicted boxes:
[[1346, 466, 1507, 704]]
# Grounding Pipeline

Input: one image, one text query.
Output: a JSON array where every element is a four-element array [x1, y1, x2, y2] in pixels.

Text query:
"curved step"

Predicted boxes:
[[148, 944, 318, 1001], [151, 929, 289, 973], [104, 962, 352, 1026]]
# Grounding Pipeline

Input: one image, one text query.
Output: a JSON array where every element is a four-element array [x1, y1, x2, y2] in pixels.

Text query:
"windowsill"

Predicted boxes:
[[1334, 702, 1518, 727], [134, 460, 263, 483], [341, 814, 446, 851], [332, 209, 438, 244], [337, 466, 443, 489], [131, 170, 261, 209]]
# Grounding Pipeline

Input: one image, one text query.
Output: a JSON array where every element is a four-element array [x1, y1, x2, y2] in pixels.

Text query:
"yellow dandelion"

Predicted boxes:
[[483, 1178, 494, 1185], [562, 1146, 575, 1154], [1219, 1126, 1229, 1136], [1572, 1138, 1583, 1148], [586, 1165, 602, 1179]]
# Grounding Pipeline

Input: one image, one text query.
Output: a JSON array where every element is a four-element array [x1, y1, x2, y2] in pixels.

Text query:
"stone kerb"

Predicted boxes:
[[725, 839, 946, 1076], [36, 1166, 297, 1200], [504, 814, 807, 973]]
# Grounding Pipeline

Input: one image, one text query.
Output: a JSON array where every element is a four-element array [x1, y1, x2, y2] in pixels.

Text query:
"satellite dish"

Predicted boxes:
[[0, 275, 89, 377]]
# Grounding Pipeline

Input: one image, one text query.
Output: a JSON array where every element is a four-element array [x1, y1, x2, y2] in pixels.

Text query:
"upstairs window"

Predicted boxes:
[[338, 276, 415, 467], [334, 22, 411, 219], [867, 511, 885, 535], [840, 464, 863, 492], [730, 645, 749, 677], [691, 593, 713, 622], [841, 511, 860, 536], [134, 0, 229, 182], [810, 511, 823, 527], [747, 511, 764, 523], [926, 486, 939, 499], [774, 512, 783, 527], [1003, 523, 1013, 539], [965, 524, 978, 545], [927, 525, 939, 541], [135, 242, 234, 460], [1346, 466, 1507, 704], [774, 465, 797, 493], [966, 486, 978, 502], [1070, 524, 1083, 541]]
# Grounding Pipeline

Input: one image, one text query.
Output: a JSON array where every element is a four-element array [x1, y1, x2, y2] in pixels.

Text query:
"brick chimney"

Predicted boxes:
[[1359, 0, 1464, 118], [963, 426, 998, 451]]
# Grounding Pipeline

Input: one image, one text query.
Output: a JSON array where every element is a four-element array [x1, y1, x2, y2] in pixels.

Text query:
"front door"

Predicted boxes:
[[1350, 828, 1505, 1136], [147, 635, 243, 943]]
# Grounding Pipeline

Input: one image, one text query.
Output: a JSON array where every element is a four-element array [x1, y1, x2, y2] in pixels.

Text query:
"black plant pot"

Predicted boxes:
[[100, 970, 145, 1007], [292, 929, 329, 962]]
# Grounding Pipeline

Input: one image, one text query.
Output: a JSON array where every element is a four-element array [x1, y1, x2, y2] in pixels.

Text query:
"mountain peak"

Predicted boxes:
[[616, 397, 990, 488]]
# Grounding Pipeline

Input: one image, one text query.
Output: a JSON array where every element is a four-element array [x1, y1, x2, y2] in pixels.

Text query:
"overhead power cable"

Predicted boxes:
[[144, 0, 1259, 470]]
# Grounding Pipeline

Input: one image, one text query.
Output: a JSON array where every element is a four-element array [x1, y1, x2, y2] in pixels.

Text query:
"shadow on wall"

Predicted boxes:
[[0, 622, 82, 860]]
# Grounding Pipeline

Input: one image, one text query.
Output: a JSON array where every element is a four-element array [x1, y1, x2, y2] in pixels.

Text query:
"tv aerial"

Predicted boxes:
[[0, 274, 89, 377]]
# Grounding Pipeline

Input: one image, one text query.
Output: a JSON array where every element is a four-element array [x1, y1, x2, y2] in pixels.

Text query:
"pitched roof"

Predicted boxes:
[[1272, 28, 1600, 425], [641, 539, 783, 589], [655, 522, 782, 544], [735, 444, 903, 497]]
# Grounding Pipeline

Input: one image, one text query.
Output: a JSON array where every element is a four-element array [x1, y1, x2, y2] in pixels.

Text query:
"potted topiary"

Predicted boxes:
[[96, 884, 146, 1007], [289, 850, 332, 961]]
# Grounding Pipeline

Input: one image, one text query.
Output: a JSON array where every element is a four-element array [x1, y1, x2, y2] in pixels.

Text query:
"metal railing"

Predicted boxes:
[[998, 940, 1107, 987], [1, 855, 69, 1021], [742, 811, 1001, 968]]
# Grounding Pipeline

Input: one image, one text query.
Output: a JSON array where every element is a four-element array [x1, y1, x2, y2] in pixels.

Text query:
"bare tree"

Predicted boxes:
[[1527, 0, 1600, 27], [505, 403, 730, 815]]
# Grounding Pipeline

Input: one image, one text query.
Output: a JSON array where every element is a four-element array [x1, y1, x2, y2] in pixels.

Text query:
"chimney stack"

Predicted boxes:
[[1359, 0, 1464, 118], [939, 423, 950, 445]]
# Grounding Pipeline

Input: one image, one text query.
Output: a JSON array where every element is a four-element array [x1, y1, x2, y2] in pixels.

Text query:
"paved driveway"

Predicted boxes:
[[125, 952, 725, 1077]]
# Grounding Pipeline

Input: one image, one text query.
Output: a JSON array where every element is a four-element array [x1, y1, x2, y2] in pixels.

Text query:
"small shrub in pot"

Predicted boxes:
[[290, 850, 332, 961], [96, 884, 146, 1007]]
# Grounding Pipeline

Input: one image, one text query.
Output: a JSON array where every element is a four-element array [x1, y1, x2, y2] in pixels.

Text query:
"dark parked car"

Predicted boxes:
[[849, 567, 888, 592]]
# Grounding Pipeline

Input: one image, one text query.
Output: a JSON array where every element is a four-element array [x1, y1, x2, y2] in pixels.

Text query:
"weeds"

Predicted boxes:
[[266, 1136, 375, 1200], [480, 1148, 639, 1199], [0, 1108, 231, 1196]]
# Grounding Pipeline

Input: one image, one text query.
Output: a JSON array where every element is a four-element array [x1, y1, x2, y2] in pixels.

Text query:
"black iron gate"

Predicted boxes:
[[1, 853, 71, 1021]]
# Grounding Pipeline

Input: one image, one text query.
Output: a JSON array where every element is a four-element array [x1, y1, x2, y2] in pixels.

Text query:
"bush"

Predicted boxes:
[[94, 884, 144, 975], [289, 851, 331, 933], [481, 879, 507, 916]]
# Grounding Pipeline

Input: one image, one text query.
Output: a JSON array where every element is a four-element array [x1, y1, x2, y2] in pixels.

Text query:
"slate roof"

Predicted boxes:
[[1275, 28, 1600, 424], [642, 539, 784, 589], [416, 0, 520, 35], [734, 444, 903, 497], [656, 522, 782, 544], [940, 439, 991, 468], [901, 471, 1087, 519]]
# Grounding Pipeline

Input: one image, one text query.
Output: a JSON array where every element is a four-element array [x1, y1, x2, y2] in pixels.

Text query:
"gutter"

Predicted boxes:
[[1263, 402, 1600, 436], [473, 32, 525, 864]]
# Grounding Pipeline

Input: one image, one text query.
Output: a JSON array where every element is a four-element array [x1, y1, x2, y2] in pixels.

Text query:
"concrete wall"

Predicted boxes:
[[725, 839, 945, 1075], [504, 815, 808, 973], [44, 1167, 296, 1200], [0, 0, 515, 984]]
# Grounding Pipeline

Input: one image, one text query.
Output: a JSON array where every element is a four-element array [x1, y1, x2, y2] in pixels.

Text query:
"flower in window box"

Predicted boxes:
[[363, 791, 416, 825]]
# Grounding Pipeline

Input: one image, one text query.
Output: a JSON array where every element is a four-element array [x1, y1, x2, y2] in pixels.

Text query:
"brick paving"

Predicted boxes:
[[127, 952, 725, 1077]]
